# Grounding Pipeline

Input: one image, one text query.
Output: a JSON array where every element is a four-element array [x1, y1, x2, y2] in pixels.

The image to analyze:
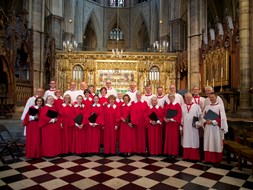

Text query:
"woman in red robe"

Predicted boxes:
[[98, 87, 108, 146], [86, 95, 104, 154], [54, 90, 63, 112], [72, 95, 89, 154], [82, 89, 94, 108], [38, 95, 61, 157], [131, 92, 148, 154], [163, 94, 182, 159], [99, 87, 108, 106], [115, 92, 124, 107], [146, 96, 164, 156], [59, 94, 74, 154], [22, 97, 44, 159], [103, 95, 121, 155], [119, 94, 136, 156]]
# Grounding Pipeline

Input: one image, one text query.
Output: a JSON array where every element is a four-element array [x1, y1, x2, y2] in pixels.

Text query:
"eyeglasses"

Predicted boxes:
[[106, 82, 111, 84]]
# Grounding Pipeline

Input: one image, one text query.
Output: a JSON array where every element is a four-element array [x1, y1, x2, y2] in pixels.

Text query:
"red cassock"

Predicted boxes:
[[131, 100, 148, 153], [99, 96, 108, 145], [82, 97, 94, 110], [86, 103, 104, 153], [72, 104, 89, 154], [59, 103, 74, 154], [103, 104, 121, 154], [90, 93, 95, 99], [38, 105, 61, 157], [22, 106, 42, 159], [146, 106, 164, 155], [54, 98, 63, 112], [119, 103, 136, 153], [163, 102, 182, 156], [99, 96, 108, 106]]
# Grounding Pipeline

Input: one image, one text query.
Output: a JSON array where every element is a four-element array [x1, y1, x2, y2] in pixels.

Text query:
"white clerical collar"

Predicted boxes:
[[135, 100, 144, 103], [116, 98, 123, 103], [107, 87, 112, 90], [107, 104, 116, 109], [129, 89, 136, 93], [50, 88, 56, 91], [55, 96, 63, 100], [211, 102, 219, 106], [170, 101, 177, 106], [34, 95, 38, 98], [34, 105, 39, 109], [150, 105, 159, 109], [70, 89, 76, 91], [62, 103, 72, 107], [92, 103, 101, 107], [74, 104, 84, 108], [46, 103, 53, 107], [145, 93, 153, 97], [99, 94, 108, 98], [157, 95, 164, 99], [84, 97, 92, 101], [123, 102, 131, 107]]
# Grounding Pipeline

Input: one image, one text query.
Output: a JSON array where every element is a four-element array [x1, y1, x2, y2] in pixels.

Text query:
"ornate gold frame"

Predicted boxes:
[[55, 51, 177, 94]]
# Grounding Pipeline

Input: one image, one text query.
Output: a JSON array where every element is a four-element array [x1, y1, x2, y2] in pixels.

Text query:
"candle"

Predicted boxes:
[[199, 73, 201, 81], [144, 74, 147, 86], [213, 78, 214, 88], [221, 67, 223, 78], [206, 80, 209, 86]]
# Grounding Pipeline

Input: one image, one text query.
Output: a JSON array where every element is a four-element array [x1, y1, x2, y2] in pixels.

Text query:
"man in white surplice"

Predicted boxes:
[[181, 93, 202, 161]]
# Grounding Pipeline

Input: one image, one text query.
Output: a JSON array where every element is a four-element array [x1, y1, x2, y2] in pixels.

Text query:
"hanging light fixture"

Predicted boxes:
[[153, 0, 169, 52]]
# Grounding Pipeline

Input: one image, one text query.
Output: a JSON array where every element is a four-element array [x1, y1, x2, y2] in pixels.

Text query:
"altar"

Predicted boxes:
[[55, 51, 177, 94]]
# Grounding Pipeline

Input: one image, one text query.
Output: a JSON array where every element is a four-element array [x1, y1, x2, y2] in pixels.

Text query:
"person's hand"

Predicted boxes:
[[205, 120, 213, 125], [103, 102, 108, 106], [164, 117, 170, 123], [128, 123, 133, 128], [121, 118, 125, 122], [34, 115, 38, 120], [180, 130, 183, 136], [60, 123, 63, 128], [115, 126, 118, 130], [151, 121, 156, 125], [170, 118, 176, 122]]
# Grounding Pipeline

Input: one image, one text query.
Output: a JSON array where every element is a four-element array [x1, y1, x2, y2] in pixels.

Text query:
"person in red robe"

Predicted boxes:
[[54, 90, 63, 112], [38, 95, 61, 157], [119, 94, 136, 156], [99, 87, 108, 106], [59, 94, 74, 154], [72, 95, 89, 154], [115, 92, 124, 107], [131, 92, 148, 154], [86, 95, 104, 154], [146, 96, 164, 156], [88, 85, 95, 99], [98, 87, 108, 146], [82, 89, 93, 109], [164, 93, 182, 159], [22, 97, 44, 159], [103, 95, 121, 155]]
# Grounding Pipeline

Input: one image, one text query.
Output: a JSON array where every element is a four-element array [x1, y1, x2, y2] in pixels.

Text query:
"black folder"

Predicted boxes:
[[29, 107, 38, 116], [192, 116, 199, 128], [46, 109, 58, 118], [204, 110, 219, 120], [74, 113, 83, 125], [166, 109, 178, 118], [88, 112, 97, 123], [125, 114, 131, 123], [149, 112, 158, 121]]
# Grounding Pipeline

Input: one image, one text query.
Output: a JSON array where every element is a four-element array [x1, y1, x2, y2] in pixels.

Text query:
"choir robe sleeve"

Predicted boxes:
[[219, 106, 228, 133], [95, 107, 104, 126], [22, 106, 34, 127], [38, 106, 58, 128]]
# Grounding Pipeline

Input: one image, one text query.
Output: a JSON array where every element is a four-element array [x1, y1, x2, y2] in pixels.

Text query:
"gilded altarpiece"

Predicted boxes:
[[55, 52, 177, 94]]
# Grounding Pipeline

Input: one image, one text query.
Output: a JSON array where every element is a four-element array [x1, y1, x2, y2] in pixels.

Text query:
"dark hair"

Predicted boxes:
[[88, 85, 94, 88], [108, 95, 116, 100], [100, 87, 107, 93], [93, 94, 99, 99], [83, 89, 91, 94], [35, 97, 44, 106], [123, 94, 131, 102]]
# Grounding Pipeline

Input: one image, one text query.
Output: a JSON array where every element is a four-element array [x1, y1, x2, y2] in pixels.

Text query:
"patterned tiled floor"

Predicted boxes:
[[0, 155, 252, 190]]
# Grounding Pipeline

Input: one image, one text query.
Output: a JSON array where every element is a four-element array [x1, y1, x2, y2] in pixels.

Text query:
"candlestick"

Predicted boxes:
[[221, 67, 223, 78], [144, 74, 147, 86], [206, 80, 209, 86], [212, 78, 214, 88]]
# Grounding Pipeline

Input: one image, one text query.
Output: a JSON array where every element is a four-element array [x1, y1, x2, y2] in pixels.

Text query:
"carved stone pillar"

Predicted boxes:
[[238, 0, 252, 117], [187, 0, 207, 90]]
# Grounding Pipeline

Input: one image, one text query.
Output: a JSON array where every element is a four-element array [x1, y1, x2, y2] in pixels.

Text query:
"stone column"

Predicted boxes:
[[187, 0, 207, 90], [238, 0, 252, 117], [249, 1, 253, 107]]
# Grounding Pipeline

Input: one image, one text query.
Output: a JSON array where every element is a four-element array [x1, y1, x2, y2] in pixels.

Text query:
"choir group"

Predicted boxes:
[[21, 80, 228, 165]]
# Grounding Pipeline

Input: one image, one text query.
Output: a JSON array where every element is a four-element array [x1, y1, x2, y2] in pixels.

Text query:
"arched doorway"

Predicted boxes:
[[83, 20, 98, 51]]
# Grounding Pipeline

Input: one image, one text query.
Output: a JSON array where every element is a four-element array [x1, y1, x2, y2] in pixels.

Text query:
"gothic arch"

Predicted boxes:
[[106, 13, 129, 47], [83, 10, 101, 50], [132, 11, 150, 51]]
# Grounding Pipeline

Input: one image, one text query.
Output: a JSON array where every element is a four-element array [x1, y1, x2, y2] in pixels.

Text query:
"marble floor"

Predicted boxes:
[[0, 154, 252, 190]]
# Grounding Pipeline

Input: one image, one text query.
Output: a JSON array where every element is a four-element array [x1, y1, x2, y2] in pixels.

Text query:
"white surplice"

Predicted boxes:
[[181, 103, 202, 149]]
